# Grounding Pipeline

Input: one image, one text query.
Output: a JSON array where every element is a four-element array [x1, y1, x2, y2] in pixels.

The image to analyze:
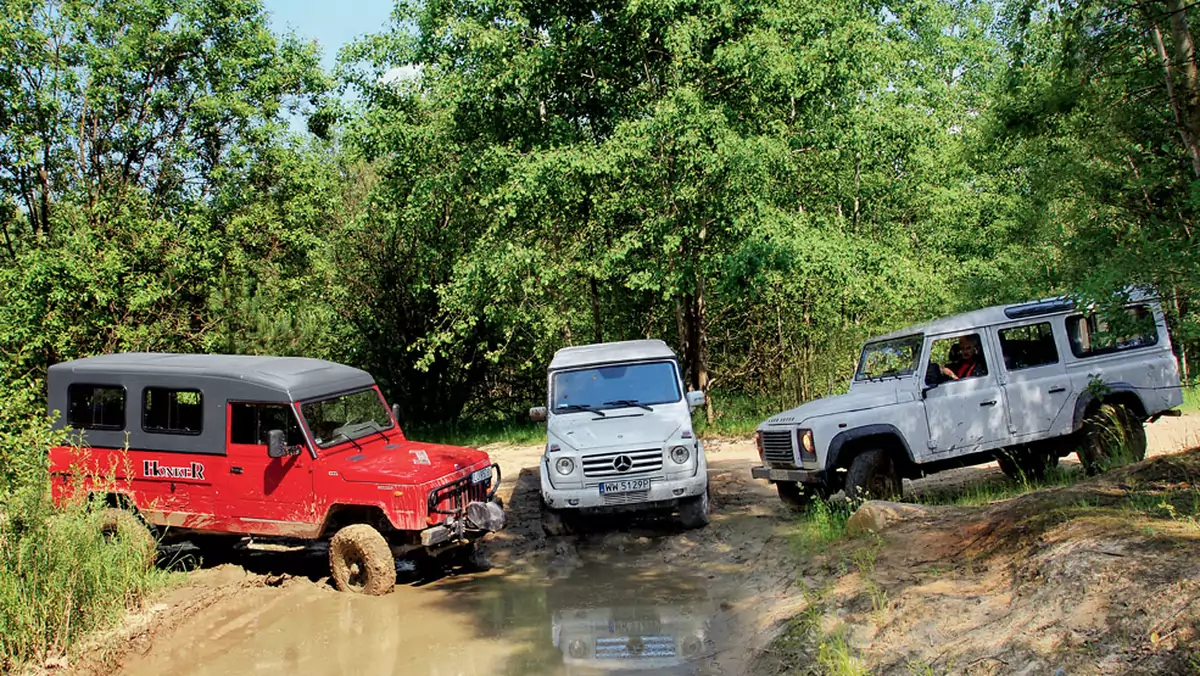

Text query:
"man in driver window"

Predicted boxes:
[[940, 335, 984, 380]]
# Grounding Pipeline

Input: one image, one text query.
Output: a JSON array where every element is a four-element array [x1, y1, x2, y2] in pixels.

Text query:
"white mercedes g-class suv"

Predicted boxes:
[[752, 294, 1184, 505], [531, 339, 710, 534]]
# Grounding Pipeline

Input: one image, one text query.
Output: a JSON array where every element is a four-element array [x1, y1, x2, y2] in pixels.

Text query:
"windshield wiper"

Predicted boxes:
[[555, 403, 606, 417], [602, 399, 654, 412]]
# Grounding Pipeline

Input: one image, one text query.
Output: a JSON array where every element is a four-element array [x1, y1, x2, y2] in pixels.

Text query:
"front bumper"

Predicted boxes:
[[421, 463, 505, 547], [751, 465, 825, 484], [542, 472, 708, 512]]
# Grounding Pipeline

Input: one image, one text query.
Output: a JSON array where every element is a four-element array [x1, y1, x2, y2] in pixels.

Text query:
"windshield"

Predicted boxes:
[[551, 361, 681, 413], [301, 388, 394, 449], [855, 335, 923, 381]]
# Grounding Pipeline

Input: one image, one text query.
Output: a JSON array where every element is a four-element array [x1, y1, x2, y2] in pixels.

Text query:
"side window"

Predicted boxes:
[[67, 385, 125, 430], [229, 403, 304, 446], [143, 388, 203, 435], [999, 322, 1059, 371], [1067, 305, 1159, 358], [926, 333, 989, 385]]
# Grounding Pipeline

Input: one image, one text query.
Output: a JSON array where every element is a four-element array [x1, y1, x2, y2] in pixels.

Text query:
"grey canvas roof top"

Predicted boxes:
[[549, 339, 677, 371], [48, 353, 375, 401]]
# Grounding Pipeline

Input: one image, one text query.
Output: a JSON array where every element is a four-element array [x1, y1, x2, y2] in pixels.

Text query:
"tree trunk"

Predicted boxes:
[[1148, 8, 1200, 177], [589, 277, 603, 344]]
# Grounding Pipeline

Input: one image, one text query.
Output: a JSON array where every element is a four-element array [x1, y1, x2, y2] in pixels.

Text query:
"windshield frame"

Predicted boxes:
[[854, 334, 925, 382], [549, 359, 683, 415], [299, 386, 395, 451]]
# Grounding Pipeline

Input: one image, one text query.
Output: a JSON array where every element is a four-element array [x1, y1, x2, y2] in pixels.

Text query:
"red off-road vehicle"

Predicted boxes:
[[47, 353, 505, 595]]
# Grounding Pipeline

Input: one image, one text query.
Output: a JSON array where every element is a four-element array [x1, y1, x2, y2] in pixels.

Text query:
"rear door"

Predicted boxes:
[[224, 402, 316, 535], [996, 320, 1071, 438], [921, 331, 1011, 454]]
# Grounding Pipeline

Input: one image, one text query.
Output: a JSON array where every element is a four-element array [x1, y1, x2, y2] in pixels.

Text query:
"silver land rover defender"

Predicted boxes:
[[752, 293, 1184, 505]]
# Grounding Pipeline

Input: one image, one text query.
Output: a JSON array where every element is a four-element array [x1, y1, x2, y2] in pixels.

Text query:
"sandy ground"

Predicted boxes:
[[48, 414, 1200, 676]]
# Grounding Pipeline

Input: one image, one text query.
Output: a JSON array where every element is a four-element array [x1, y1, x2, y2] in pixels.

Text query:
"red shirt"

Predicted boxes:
[[954, 360, 979, 379]]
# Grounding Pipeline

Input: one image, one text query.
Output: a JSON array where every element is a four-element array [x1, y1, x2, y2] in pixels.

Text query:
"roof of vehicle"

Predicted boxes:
[[867, 289, 1159, 344], [47, 353, 375, 400], [549, 339, 677, 370]]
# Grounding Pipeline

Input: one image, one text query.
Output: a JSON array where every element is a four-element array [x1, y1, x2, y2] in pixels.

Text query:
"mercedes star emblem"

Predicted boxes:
[[612, 455, 634, 473]]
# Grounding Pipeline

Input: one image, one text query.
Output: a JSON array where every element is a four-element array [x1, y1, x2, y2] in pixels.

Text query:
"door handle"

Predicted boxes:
[[980, 400, 997, 407], [230, 466, 243, 475], [1048, 387, 1066, 394]]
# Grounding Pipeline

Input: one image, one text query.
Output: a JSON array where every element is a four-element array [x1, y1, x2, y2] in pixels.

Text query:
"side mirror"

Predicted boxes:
[[267, 429, 289, 458], [529, 406, 547, 422], [391, 403, 401, 424], [686, 391, 706, 409]]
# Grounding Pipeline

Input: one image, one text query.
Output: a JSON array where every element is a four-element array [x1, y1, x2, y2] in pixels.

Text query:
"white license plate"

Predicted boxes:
[[600, 478, 651, 494], [768, 469, 794, 481], [471, 467, 492, 485]]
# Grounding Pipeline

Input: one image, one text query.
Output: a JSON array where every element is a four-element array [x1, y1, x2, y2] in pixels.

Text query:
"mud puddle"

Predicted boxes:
[[120, 539, 740, 676]]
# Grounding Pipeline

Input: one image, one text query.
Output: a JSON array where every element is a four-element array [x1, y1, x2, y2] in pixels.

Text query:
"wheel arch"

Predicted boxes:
[[319, 504, 394, 539], [826, 425, 917, 477], [1071, 383, 1149, 431]]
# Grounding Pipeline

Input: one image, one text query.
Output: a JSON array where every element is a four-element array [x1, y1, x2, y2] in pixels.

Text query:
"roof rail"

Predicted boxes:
[[1003, 297, 1076, 320]]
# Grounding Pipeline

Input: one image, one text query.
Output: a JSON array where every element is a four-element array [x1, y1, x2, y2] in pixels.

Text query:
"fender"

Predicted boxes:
[[1070, 382, 1147, 431], [825, 424, 916, 470]]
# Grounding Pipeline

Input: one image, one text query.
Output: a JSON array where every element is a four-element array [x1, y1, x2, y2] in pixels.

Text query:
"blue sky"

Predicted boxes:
[[263, 0, 396, 70]]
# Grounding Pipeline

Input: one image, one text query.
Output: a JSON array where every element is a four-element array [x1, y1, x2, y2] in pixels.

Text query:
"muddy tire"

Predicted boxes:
[[1079, 404, 1146, 475], [678, 490, 710, 529], [541, 503, 574, 537], [997, 448, 1058, 482], [776, 482, 827, 509], [844, 450, 901, 501], [98, 508, 156, 569], [329, 524, 396, 595]]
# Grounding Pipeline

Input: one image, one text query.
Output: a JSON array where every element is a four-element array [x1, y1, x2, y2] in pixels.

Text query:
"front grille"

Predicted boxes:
[[761, 430, 796, 467], [602, 489, 650, 505], [582, 449, 663, 478], [596, 636, 677, 659]]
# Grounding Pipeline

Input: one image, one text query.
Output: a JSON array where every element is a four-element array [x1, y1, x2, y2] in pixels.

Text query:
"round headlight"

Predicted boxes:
[[670, 445, 690, 464], [555, 457, 575, 475], [568, 639, 587, 658]]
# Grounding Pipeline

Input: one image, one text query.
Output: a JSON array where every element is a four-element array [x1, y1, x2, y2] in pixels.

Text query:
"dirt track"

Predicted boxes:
[[57, 415, 1200, 676]]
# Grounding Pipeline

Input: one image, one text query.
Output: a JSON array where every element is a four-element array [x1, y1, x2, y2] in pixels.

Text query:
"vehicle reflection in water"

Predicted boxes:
[[118, 550, 729, 676], [552, 602, 714, 675]]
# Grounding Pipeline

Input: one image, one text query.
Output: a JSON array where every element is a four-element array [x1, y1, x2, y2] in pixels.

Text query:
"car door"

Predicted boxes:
[[996, 320, 1071, 438], [921, 331, 1011, 454], [224, 401, 316, 534]]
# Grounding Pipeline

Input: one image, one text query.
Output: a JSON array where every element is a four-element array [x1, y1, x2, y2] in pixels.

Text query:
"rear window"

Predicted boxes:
[[1066, 305, 1158, 358], [67, 385, 125, 430], [143, 388, 203, 435], [999, 322, 1059, 371]]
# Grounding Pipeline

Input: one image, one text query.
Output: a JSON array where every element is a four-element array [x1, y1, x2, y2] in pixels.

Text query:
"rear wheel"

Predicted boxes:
[[678, 490, 710, 529], [98, 508, 156, 570], [329, 524, 396, 595], [1078, 404, 1146, 475], [844, 450, 901, 501]]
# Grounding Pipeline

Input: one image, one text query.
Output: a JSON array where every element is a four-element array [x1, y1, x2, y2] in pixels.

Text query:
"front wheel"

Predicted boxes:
[[329, 524, 396, 595], [844, 450, 902, 501], [541, 502, 575, 537], [678, 490, 710, 529]]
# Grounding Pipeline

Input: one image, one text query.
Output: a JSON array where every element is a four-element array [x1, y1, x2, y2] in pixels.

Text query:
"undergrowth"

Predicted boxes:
[[0, 407, 166, 671]]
